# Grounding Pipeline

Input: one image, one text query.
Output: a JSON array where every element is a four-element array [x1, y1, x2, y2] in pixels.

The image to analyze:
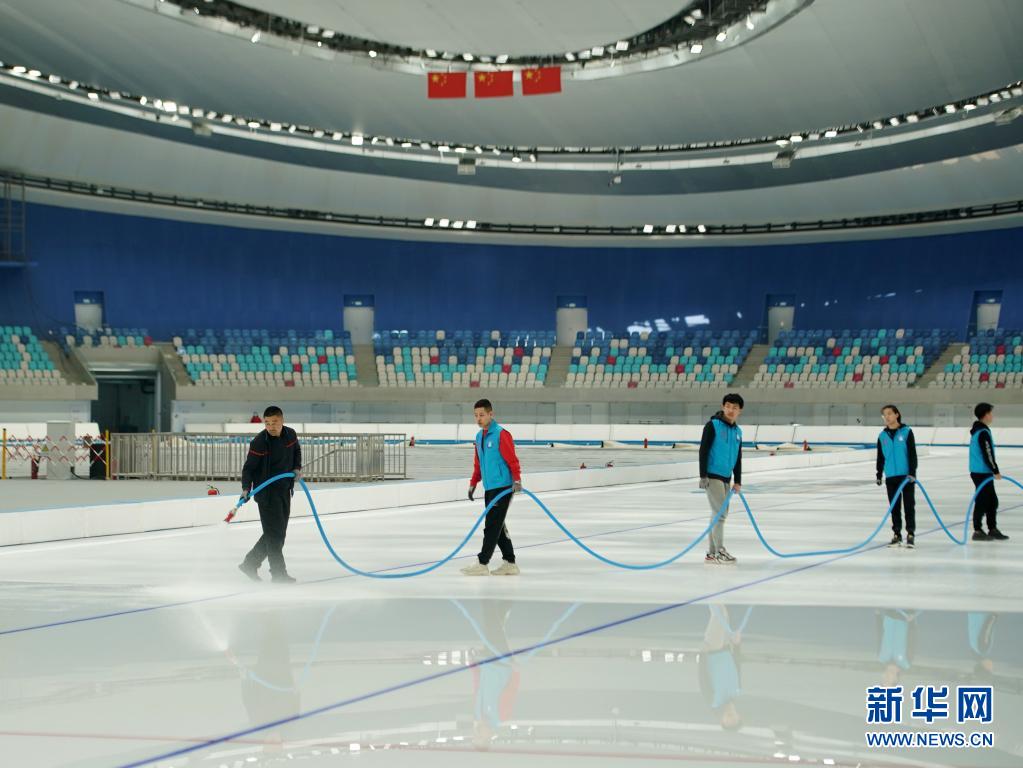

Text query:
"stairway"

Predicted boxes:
[[915, 340, 964, 388], [730, 344, 769, 387], [353, 344, 379, 386], [544, 346, 573, 387]]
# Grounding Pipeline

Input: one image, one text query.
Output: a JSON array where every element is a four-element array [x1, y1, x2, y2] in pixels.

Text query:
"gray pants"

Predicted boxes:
[[704, 478, 731, 555]]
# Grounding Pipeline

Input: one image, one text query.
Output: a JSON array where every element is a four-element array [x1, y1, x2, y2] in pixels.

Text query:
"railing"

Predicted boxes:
[[109, 432, 406, 482], [1, 429, 109, 479]]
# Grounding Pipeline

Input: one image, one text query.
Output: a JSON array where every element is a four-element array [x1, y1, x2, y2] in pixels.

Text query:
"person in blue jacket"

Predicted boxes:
[[970, 402, 1008, 541], [699, 393, 744, 564], [875, 404, 918, 549]]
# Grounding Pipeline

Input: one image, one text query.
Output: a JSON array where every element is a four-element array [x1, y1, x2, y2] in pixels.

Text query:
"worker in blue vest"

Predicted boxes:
[[970, 402, 1008, 541], [463, 399, 523, 576], [699, 393, 744, 564], [875, 404, 918, 549]]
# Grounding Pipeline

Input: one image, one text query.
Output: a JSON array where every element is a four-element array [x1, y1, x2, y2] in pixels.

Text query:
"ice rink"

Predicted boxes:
[[1, 448, 1020, 767]]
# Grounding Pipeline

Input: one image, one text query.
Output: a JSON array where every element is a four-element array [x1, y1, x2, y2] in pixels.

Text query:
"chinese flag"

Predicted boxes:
[[521, 66, 561, 95], [427, 72, 467, 99], [474, 70, 514, 98]]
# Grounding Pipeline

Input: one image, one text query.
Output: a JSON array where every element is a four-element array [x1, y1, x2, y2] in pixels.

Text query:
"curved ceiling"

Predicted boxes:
[[242, 0, 682, 56], [0, 0, 1020, 148]]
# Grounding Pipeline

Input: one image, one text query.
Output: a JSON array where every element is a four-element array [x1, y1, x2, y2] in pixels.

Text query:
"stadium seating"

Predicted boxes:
[[174, 329, 357, 387], [375, 330, 553, 388], [752, 328, 954, 388], [0, 326, 64, 384], [62, 326, 153, 350], [564, 329, 756, 389], [930, 329, 1023, 388]]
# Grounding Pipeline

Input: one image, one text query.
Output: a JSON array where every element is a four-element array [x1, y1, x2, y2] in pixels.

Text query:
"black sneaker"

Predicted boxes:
[[238, 562, 261, 582], [888, 534, 902, 548], [972, 530, 991, 541], [271, 573, 297, 584], [906, 535, 915, 549], [988, 529, 1009, 541]]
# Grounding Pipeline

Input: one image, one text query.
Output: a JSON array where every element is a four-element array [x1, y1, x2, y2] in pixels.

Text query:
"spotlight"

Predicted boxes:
[[615, 40, 629, 51], [452, 220, 464, 229], [466, 220, 477, 229], [87, 92, 99, 101], [496, 54, 508, 64], [438, 218, 450, 228], [368, 50, 377, 58], [889, 117, 900, 126], [247, 120, 260, 128], [944, 104, 956, 113], [424, 217, 435, 226], [906, 114, 919, 123], [665, 224, 677, 233], [351, 133, 364, 145], [322, 30, 335, 39], [425, 49, 437, 57], [824, 129, 838, 138], [716, 31, 727, 42], [401, 141, 412, 148], [642, 224, 654, 234], [565, 52, 576, 61], [591, 45, 605, 56], [746, 15, 755, 30], [528, 152, 537, 162], [462, 53, 473, 62], [332, 131, 342, 140], [789, 134, 803, 142], [139, 96, 148, 106], [690, 43, 703, 53], [269, 122, 281, 131], [697, 224, 707, 233], [313, 129, 324, 137], [512, 153, 522, 163], [679, 225, 687, 233], [684, 15, 696, 25], [872, 120, 883, 129], [250, 31, 261, 43]]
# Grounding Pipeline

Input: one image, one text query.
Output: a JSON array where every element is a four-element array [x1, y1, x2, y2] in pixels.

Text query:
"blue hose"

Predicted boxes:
[[232, 472, 1020, 574]]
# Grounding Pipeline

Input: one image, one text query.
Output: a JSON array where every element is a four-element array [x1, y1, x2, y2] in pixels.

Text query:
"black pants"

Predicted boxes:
[[243, 489, 292, 575], [478, 486, 515, 565], [971, 473, 999, 532], [886, 476, 916, 536]]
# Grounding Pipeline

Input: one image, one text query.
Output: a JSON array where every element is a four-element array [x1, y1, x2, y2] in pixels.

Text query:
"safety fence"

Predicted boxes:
[[0, 429, 109, 479], [108, 432, 406, 482]]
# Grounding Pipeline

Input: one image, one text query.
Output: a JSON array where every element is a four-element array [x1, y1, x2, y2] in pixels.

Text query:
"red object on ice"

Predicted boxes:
[[207, 485, 219, 496], [224, 509, 236, 523]]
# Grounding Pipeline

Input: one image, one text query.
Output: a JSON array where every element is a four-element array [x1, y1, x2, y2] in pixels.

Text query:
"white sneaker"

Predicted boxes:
[[490, 562, 520, 576], [460, 561, 490, 576]]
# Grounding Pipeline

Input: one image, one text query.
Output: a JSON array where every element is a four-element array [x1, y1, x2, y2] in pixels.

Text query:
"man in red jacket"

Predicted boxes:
[[463, 399, 522, 576]]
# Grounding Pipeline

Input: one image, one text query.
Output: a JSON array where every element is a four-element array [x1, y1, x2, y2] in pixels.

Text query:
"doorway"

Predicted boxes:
[[92, 376, 158, 434]]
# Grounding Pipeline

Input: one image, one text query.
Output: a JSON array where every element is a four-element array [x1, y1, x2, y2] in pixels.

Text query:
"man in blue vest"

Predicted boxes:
[[970, 402, 1008, 541], [699, 393, 744, 564], [463, 399, 522, 575], [875, 404, 918, 549]]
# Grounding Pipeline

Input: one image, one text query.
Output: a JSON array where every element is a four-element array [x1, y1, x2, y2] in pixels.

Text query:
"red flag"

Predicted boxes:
[[427, 72, 467, 99], [474, 70, 514, 98], [521, 66, 561, 95]]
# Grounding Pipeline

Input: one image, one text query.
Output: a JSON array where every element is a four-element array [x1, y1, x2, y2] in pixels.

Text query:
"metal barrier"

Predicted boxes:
[[108, 432, 405, 482], [1, 428, 109, 479]]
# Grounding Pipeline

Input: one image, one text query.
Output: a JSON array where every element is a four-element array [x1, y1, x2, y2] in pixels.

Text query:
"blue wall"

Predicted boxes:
[[3, 203, 1021, 335]]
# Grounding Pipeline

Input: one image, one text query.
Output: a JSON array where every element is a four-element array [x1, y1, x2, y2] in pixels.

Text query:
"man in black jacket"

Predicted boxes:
[[239, 406, 302, 583]]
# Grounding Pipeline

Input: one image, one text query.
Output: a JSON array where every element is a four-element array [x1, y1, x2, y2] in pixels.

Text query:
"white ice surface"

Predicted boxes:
[[1, 448, 1021, 767]]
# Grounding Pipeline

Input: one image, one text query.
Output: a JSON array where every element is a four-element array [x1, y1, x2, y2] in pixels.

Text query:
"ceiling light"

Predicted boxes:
[[420, 141, 431, 149], [697, 224, 707, 233], [371, 136, 381, 145], [27, 69, 40, 78], [438, 144, 450, 152], [872, 120, 883, 129], [642, 224, 654, 234], [716, 31, 727, 42], [250, 31, 261, 43], [401, 141, 412, 148], [679, 224, 687, 233], [474, 145, 482, 154], [492, 148, 502, 156], [466, 220, 477, 229], [87, 92, 99, 101], [462, 53, 473, 62], [591, 45, 605, 56], [775, 139, 790, 147], [385, 137, 394, 146], [306, 25, 320, 34], [269, 122, 281, 131], [746, 15, 755, 30], [322, 30, 335, 39], [139, 96, 148, 106], [691, 9, 704, 19], [452, 220, 464, 229], [45, 74, 59, 84], [164, 101, 177, 112], [665, 224, 677, 233], [438, 218, 450, 228], [684, 15, 696, 25], [790, 134, 803, 142], [615, 40, 629, 51], [425, 49, 437, 57], [351, 134, 364, 145], [944, 104, 956, 113], [332, 131, 342, 140], [368, 50, 377, 58], [496, 54, 508, 64], [247, 120, 260, 128], [528, 152, 537, 162], [313, 129, 324, 138], [889, 117, 900, 126], [12, 65, 26, 74], [512, 153, 522, 163], [690, 43, 703, 53], [963, 102, 976, 111], [824, 129, 838, 138], [424, 217, 434, 226], [455, 146, 467, 153], [565, 52, 576, 61], [68, 80, 78, 89], [579, 50, 591, 59], [906, 113, 919, 123]]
